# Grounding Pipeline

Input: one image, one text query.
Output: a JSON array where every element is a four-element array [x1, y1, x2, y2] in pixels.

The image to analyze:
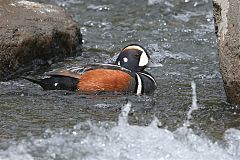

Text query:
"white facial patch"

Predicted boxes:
[[117, 61, 121, 65], [54, 83, 58, 86], [123, 57, 128, 62], [138, 50, 149, 66]]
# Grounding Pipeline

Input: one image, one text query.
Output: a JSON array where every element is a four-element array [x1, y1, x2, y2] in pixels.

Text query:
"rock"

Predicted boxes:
[[213, 0, 240, 104], [0, 0, 82, 80]]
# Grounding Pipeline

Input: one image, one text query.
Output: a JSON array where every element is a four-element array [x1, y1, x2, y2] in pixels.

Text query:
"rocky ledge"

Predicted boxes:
[[213, 0, 240, 104], [0, 0, 82, 80]]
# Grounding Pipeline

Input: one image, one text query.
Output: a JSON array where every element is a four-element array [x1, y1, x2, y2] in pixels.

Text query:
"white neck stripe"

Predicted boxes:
[[135, 73, 142, 95], [140, 72, 157, 87]]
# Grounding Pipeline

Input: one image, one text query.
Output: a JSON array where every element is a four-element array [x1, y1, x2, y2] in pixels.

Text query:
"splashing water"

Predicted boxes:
[[0, 82, 240, 160], [118, 101, 131, 126], [184, 81, 198, 127]]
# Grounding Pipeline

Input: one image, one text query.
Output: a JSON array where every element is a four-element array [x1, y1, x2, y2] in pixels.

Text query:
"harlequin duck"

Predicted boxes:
[[23, 44, 157, 95]]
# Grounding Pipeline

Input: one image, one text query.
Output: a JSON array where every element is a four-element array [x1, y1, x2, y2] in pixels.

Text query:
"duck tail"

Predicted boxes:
[[22, 76, 49, 90], [22, 76, 78, 91]]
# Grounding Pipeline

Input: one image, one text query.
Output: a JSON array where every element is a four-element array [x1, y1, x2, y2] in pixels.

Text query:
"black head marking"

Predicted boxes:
[[115, 44, 150, 72]]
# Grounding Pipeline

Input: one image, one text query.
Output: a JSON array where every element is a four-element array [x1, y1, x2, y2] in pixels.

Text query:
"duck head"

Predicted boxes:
[[115, 44, 151, 72]]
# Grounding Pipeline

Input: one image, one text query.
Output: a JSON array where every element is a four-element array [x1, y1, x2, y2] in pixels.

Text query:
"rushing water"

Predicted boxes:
[[0, 0, 240, 159], [0, 83, 240, 159]]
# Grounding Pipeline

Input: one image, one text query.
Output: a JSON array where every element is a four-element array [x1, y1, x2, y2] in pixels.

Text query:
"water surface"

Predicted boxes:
[[0, 0, 240, 159]]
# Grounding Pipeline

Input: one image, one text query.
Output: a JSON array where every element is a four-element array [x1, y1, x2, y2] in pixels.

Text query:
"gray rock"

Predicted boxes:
[[0, 0, 82, 80], [213, 0, 240, 104]]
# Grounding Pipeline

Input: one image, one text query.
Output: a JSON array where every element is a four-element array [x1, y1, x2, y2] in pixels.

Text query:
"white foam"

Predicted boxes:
[[184, 81, 198, 127], [147, 0, 164, 6], [0, 118, 238, 160]]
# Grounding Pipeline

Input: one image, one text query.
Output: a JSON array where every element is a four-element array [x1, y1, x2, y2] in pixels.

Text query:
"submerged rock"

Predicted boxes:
[[213, 0, 240, 104], [0, 0, 82, 80]]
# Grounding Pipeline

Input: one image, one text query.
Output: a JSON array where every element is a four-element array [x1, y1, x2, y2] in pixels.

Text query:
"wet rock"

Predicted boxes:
[[213, 0, 240, 104], [0, 0, 82, 80]]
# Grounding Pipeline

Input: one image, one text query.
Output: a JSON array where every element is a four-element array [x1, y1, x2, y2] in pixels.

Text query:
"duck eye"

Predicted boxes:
[[134, 54, 140, 58]]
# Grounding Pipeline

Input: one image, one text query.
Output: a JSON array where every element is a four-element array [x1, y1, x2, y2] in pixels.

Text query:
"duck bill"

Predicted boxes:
[[146, 60, 163, 68]]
